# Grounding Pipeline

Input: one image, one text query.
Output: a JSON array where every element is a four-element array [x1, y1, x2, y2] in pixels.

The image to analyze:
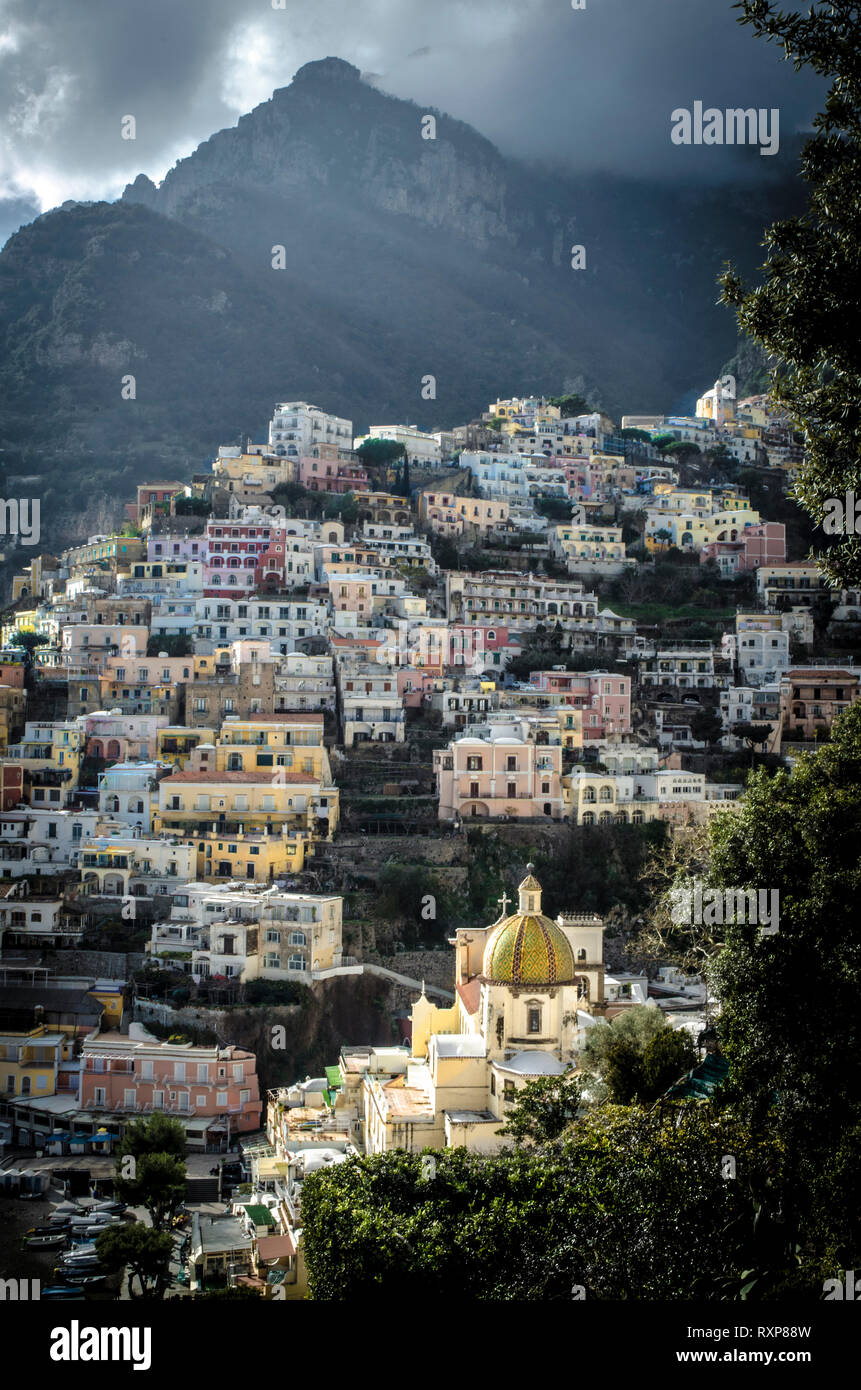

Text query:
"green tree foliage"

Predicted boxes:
[[173, 496, 211, 516], [732, 720, 772, 767], [117, 1112, 187, 1162], [534, 496, 576, 523], [95, 1224, 174, 1299], [114, 1113, 187, 1232], [708, 702, 861, 1270], [641, 1026, 697, 1101], [548, 393, 589, 417], [579, 1005, 669, 1101], [604, 1035, 646, 1104], [720, 0, 861, 586], [324, 490, 358, 524], [355, 438, 406, 468], [689, 706, 725, 746], [114, 1153, 187, 1232], [498, 1074, 583, 1144], [300, 1108, 788, 1299], [8, 629, 48, 656]]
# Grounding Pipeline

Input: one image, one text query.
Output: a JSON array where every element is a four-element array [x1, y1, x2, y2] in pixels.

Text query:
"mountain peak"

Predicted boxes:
[[291, 57, 362, 86]]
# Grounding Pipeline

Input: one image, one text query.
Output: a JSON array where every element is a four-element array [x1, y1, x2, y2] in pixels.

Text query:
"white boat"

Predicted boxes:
[[24, 1232, 69, 1249]]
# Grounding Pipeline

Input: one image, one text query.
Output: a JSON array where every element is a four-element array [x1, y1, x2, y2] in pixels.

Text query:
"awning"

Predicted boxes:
[[256, 1234, 295, 1260], [241, 1204, 275, 1227]]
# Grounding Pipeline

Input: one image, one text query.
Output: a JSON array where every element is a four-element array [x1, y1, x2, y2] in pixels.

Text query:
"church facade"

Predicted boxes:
[[363, 867, 606, 1155]]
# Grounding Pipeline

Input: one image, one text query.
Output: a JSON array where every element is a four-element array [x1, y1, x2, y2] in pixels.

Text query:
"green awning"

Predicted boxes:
[[324, 1066, 342, 1089], [666, 1053, 729, 1100], [241, 1204, 275, 1227]]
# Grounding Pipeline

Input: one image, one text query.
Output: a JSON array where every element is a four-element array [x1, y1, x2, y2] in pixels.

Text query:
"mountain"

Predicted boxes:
[[0, 56, 804, 549]]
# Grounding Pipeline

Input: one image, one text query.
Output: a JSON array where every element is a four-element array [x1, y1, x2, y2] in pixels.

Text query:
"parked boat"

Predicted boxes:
[[23, 1232, 69, 1249], [61, 1272, 107, 1288], [41, 1286, 84, 1300]]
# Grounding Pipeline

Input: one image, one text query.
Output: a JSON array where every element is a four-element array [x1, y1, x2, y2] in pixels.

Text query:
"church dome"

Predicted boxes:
[[482, 866, 575, 986]]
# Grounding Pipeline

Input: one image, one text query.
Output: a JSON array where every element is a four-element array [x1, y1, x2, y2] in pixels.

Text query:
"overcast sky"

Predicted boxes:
[[0, 0, 823, 240]]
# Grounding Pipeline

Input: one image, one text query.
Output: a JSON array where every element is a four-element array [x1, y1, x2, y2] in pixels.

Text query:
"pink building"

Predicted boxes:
[[433, 731, 564, 820], [297, 456, 369, 494], [80, 1031, 262, 1150], [147, 534, 207, 565], [203, 518, 279, 595], [397, 668, 435, 706], [0, 660, 26, 689], [701, 521, 786, 575], [561, 457, 603, 500], [528, 670, 632, 739]]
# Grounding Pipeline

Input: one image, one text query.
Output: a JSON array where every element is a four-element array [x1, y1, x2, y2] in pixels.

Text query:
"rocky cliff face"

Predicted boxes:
[[124, 58, 522, 250], [1, 56, 804, 546]]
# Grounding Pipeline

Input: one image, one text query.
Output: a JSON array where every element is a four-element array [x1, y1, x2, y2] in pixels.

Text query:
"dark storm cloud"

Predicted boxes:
[[0, 0, 825, 215]]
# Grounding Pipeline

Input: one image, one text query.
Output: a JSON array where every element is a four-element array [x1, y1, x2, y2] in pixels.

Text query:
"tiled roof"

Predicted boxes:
[[456, 979, 481, 1016]]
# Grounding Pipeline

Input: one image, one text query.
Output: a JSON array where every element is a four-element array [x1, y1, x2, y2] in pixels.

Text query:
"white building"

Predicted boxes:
[[335, 660, 405, 747], [0, 808, 104, 880], [355, 425, 440, 465], [98, 762, 171, 834], [149, 882, 343, 982], [269, 402, 353, 459]]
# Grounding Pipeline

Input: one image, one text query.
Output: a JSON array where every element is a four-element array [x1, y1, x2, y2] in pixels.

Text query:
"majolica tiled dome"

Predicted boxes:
[[482, 867, 575, 986]]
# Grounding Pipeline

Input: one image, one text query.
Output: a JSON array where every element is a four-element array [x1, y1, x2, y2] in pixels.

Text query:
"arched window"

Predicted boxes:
[[527, 1003, 542, 1034], [582, 811, 595, 826], [599, 811, 613, 825], [288, 931, 307, 947], [584, 787, 596, 803], [288, 954, 305, 972], [599, 785, 613, 802]]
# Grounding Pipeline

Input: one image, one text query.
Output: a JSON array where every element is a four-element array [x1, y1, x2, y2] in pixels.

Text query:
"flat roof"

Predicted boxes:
[[432, 1034, 486, 1059]]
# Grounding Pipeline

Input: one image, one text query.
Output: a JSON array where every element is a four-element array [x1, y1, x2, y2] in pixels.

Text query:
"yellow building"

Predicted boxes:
[[645, 500, 759, 552], [191, 828, 308, 883], [0, 685, 27, 752], [0, 1024, 71, 1099], [214, 715, 334, 788], [157, 727, 217, 769], [3, 720, 85, 807]]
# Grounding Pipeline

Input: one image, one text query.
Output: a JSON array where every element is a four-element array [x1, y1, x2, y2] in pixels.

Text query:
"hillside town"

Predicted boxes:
[[0, 378, 857, 1299]]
